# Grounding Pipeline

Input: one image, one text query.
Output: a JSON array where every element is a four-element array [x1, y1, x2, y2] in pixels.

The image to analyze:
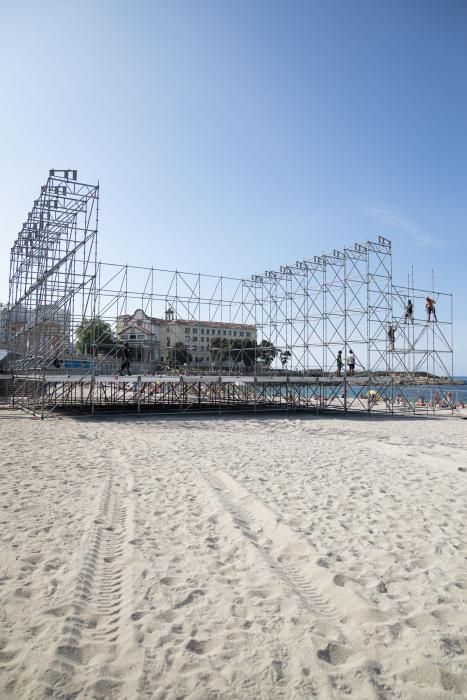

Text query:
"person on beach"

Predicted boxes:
[[405, 299, 413, 323], [347, 349, 355, 375], [336, 350, 343, 377], [387, 325, 396, 351], [119, 342, 131, 376], [425, 296, 437, 322]]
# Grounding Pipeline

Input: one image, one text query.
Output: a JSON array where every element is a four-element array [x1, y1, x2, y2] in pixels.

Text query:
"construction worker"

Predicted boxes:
[[425, 296, 437, 322], [119, 342, 131, 376], [405, 299, 413, 323], [336, 350, 343, 377]]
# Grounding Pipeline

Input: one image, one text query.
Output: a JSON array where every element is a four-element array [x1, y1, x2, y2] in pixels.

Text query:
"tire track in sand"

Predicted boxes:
[[200, 468, 345, 620], [42, 473, 141, 699], [198, 467, 397, 700]]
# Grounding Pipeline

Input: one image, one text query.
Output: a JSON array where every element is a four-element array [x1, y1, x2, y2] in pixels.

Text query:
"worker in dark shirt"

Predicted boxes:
[[120, 342, 131, 376], [336, 350, 343, 377], [405, 300, 413, 323]]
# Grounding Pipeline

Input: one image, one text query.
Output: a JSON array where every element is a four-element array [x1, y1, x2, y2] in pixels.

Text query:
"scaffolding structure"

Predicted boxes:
[[7, 170, 456, 418], [8, 169, 99, 412]]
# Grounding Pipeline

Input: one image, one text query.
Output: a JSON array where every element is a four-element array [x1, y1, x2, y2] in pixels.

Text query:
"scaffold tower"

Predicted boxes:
[[8, 170, 99, 410]]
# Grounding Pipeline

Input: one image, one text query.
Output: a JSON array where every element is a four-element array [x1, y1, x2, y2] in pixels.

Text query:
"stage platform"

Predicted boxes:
[[8, 371, 457, 419]]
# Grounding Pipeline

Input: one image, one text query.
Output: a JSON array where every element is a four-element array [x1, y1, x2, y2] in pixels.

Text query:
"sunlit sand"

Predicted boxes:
[[1, 412, 466, 698]]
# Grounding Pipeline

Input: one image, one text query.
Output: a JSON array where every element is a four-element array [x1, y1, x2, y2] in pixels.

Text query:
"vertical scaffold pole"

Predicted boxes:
[[343, 250, 348, 415], [41, 366, 45, 420], [450, 292, 454, 414], [91, 376, 95, 415]]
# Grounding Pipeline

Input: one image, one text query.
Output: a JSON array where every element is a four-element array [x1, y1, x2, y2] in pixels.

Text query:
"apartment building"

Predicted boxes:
[[160, 318, 257, 366], [1, 303, 70, 359], [0, 304, 9, 347]]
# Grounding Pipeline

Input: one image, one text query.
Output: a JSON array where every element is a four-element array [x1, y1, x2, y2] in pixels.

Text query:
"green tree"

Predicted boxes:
[[210, 337, 277, 369], [280, 350, 292, 368], [167, 342, 193, 368], [209, 337, 230, 366], [229, 338, 256, 367], [256, 339, 277, 368], [75, 319, 115, 355]]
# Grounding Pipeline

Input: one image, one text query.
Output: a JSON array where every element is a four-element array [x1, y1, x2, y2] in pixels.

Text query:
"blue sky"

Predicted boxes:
[[1, 0, 466, 371]]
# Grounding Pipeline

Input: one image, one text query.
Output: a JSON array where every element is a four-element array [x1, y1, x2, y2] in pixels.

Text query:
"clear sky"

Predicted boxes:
[[1, 0, 466, 372]]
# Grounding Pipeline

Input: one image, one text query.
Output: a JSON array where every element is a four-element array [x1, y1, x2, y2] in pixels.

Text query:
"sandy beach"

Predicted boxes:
[[0, 411, 466, 699]]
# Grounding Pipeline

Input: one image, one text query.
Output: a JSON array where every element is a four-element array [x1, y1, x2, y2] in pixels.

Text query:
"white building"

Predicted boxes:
[[161, 318, 256, 367], [116, 308, 257, 369], [116, 308, 162, 364]]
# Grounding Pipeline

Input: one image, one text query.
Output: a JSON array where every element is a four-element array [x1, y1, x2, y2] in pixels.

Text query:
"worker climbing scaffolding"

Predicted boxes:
[[425, 296, 437, 322]]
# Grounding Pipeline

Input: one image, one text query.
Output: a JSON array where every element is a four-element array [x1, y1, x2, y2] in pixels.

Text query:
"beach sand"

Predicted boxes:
[[0, 411, 466, 699]]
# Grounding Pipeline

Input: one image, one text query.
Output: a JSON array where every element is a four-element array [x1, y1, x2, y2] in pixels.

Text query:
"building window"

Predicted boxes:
[[130, 334, 136, 340], [228, 330, 232, 336], [233, 331, 237, 336], [246, 332, 251, 337], [201, 328, 204, 334], [185, 327, 190, 333], [223, 330, 227, 335], [240, 331, 244, 337]]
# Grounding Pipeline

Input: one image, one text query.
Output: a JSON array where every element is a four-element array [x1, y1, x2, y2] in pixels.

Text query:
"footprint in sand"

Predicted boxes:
[[317, 642, 353, 665], [185, 638, 207, 654], [175, 589, 205, 608]]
